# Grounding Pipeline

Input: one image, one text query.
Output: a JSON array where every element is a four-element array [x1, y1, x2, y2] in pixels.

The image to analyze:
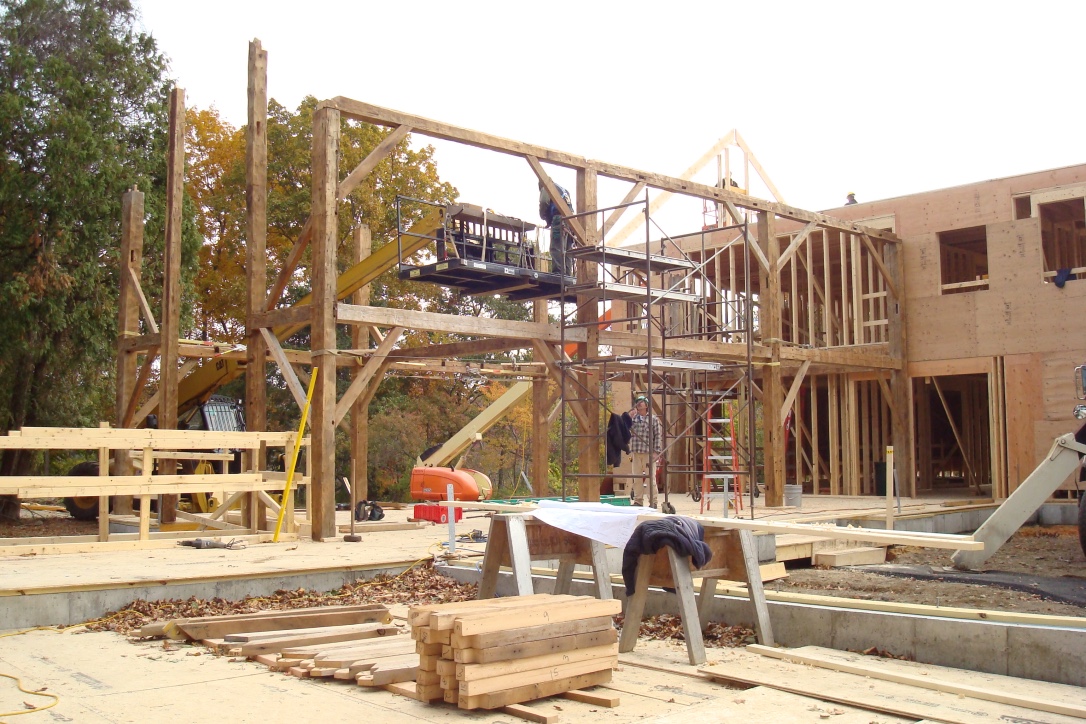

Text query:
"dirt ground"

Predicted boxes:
[[4, 509, 1085, 619], [780, 525, 1086, 617]]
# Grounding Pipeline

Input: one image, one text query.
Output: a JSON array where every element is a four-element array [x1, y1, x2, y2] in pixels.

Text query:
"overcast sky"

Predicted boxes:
[[135, 0, 1085, 238]]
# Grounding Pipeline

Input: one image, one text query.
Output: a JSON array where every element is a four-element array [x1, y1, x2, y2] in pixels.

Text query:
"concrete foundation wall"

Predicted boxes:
[[436, 565, 1086, 688], [0, 565, 408, 630]]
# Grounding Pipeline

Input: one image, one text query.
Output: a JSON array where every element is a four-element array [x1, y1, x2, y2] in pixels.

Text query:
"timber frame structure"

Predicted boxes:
[[234, 68, 906, 538]]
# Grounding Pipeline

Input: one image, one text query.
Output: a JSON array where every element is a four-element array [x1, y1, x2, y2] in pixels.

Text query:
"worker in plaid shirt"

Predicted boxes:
[[628, 396, 662, 508]]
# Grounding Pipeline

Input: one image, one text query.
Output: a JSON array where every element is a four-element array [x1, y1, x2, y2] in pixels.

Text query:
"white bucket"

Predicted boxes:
[[784, 483, 802, 508]]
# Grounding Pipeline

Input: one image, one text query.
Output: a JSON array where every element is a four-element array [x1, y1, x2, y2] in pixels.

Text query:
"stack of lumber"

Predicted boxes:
[[408, 594, 621, 710]]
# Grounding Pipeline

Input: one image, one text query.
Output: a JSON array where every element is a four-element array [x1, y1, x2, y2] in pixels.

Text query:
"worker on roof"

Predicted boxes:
[[538, 180, 575, 277], [845, 192, 858, 206], [627, 396, 662, 509]]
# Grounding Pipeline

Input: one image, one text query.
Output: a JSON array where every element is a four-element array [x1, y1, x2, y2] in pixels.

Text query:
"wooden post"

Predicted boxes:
[[114, 186, 144, 516], [351, 225, 373, 501], [532, 299, 550, 496], [885, 445, 895, 529], [575, 168, 600, 502], [310, 105, 340, 540], [884, 241, 912, 497], [758, 212, 784, 507], [158, 87, 185, 525], [245, 39, 269, 528]]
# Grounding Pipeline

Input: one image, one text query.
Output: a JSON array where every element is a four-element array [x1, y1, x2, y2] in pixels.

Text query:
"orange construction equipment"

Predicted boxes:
[[563, 307, 613, 358], [409, 467, 489, 502]]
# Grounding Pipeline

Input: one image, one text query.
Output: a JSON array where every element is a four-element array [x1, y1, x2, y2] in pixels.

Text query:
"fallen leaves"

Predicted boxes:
[[83, 563, 477, 635], [613, 613, 755, 648]]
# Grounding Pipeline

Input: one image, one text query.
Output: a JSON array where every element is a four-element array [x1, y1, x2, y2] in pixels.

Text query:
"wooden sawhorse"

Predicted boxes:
[[477, 514, 613, 601], [618, 528, 774, 665]]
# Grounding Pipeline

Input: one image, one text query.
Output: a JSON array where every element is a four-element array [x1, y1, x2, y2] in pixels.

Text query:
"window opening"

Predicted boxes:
[[938, 225, 988, 294], [1039, 197, 1086, 283]]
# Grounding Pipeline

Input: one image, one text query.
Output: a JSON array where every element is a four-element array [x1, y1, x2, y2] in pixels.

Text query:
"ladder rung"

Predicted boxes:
[[709, 455, 733, 461], [707, 437, 732, 442], [708, 418, 731, 423]]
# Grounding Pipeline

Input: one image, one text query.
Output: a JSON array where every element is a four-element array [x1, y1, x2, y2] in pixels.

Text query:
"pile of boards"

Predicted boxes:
[[142, 603, 418, 686], [409, 593, 622, 710]]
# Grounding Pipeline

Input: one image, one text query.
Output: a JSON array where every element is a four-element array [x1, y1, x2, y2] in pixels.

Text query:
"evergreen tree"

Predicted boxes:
[[0, 0, 196, 518]]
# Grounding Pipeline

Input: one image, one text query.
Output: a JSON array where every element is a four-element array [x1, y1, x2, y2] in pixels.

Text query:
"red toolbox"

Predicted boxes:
[[413, 504, 462, 524]]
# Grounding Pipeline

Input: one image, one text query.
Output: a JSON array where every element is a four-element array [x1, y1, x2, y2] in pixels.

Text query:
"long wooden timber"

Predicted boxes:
[[337, 303, 585, 344], [322, 97, 899, 244], [437, 502, 984, 551]]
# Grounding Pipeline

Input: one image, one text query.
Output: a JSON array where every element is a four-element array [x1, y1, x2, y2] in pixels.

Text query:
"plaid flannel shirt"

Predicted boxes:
[[629, 412, 662, 454]]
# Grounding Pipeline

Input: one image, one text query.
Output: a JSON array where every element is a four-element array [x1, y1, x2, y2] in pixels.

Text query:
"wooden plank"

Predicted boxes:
[[459, 656, 616, 697], [454, 599, 621, 636], [749, 645, 1086, 720], [337, 303, 584, 344], [410, 594, 569, 627], [455, 629, 617, 666], [459, 669, 613, 710], [237, 623, 399, 656], [458, 644, 616, 682], [451, 615, 615, 650], [355, 661, 417, 687], [812, 546, 886, 567], [501, 703, 559, 723], [699, 655, 1083, 724], [222, 616, 396, 643], [738, 529, 774, 646], [429, 596, 585, 631], [345, 653, 418, 674], [560, 688, 619, 707]]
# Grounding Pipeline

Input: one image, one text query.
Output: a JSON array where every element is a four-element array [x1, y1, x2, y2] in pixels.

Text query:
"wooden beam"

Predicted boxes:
[[260, 328, 308, 412], [114, 187, 145, 515], [159, 87, 185, 525], [351, 225, 372, 501], [245, 39, 270, 531], [931, 376, 981, 495], [780, 360, 811, 425], [778, 344, 900, 370], [525, 155, 588, 245], [265, 220, 312, 312], [338, 124, 411, 198], [859, 233, 898, 299], [607, 132, 735, 247], [775, 221, 818, 273], [310, 105, 339, 541], [334, 327, 404, 426], [733, 130, 786, 204], [125, 266, 158, 335], [875, 374, 896, 416], [531, 340, 592, 433], [387, 337, 530, 361], [337, 303, 583, 344], [130, 359, 196, 429], [600, 181, 646, 241], [721, 201, 771, 272], [760, 211, 785, 507], [323, 97, 898, 242]]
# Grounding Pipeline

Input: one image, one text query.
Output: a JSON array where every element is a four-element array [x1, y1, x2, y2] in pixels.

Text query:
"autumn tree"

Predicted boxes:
[[0, 0, 199, 519]]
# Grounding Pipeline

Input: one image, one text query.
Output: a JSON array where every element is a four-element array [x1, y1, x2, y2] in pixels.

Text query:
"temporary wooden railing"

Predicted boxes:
[[0, 426, 309, 545]]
